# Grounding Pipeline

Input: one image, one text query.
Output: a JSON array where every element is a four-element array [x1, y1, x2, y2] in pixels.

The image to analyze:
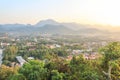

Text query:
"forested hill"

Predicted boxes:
[[0, 19, 107, 35]]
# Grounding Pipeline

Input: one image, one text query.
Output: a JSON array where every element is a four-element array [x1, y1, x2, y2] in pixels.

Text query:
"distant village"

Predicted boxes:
[[0, 33, 109, 67]]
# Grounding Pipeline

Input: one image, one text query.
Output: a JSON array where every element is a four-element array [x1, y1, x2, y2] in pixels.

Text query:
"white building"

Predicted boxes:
[[72, 50, 84, 55], [55, 44, 61, 48], [16, 56, 26, 66], [28, 57, 34, 60]]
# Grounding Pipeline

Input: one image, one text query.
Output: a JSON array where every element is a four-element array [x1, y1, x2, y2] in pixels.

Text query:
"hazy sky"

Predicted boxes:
[[0, 0, 120, 26]]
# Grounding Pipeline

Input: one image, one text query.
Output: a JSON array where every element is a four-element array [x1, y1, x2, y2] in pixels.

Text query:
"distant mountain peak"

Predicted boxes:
[[43, 19, 57, 22], [35, 19, 60, 27]]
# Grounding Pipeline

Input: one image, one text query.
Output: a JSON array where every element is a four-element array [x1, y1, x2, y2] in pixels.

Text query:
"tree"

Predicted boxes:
[[3, 45, 18, 62], [8, 74, 26, 80], [19, 60, 48, 80], [51, 70, 65, 80], [0, 65, 17, 80], [100, 42, 120, 80], [69, 54, 100, 80]]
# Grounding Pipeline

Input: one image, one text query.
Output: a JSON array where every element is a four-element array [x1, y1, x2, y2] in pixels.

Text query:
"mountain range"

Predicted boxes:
[[0, 19, 120, 36]]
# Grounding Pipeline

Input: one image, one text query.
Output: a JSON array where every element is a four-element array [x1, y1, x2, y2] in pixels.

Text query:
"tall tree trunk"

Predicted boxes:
[[103, 66, 112, 80]]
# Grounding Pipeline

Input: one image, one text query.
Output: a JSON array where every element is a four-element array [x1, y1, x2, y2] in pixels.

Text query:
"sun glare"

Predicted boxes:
[[77, 0, 120, 26]]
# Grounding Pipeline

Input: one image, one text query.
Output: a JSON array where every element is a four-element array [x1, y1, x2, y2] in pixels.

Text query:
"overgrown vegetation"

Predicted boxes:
[[1, 42, 120, 80]]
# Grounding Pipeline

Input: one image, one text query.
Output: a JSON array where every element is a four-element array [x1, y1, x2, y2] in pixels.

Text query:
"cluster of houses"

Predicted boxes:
[[67, 53, 100, 61], [27, 44, 61, 51], [72, 50, 84, 55], [1, 42, 10, 48], [66, 48, 100, 61], [83, 53, 100, 60]]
